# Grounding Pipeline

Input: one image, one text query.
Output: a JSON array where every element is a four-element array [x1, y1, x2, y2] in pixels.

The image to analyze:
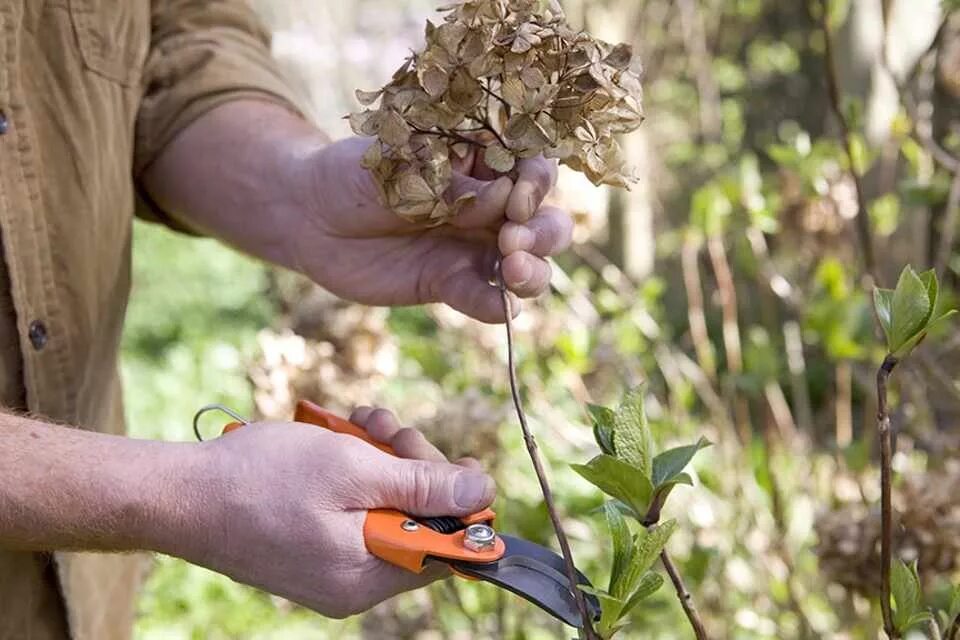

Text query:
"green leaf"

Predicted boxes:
[[889, 266, 931, 354], [890, 308, 957, 359], [588, 403, 617, 456], [918, 269, 939, 316], [604, 502, 634, 592], [571, 455, 654, 518], [620, 571, 665, 617], [949, 584, 960, 621], [873, 287, 894, 339], [632, 520, 677, 577], [579, 586, 625, 637], [612, 386, 654, 478], [891, 560, 924, 633], [648, 473, 694, 510], [903, 611, 934, 632], [652, 437, 711, 487]]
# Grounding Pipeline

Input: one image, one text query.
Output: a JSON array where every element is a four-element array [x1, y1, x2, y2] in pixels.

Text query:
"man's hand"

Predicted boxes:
[[141, 102, 575, 323], [161, 408, 495, 618], [287, 136, 572, 323]]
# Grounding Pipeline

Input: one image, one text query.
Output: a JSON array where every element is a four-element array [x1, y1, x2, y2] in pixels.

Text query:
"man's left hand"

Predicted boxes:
[[286, 136, 573, 323]]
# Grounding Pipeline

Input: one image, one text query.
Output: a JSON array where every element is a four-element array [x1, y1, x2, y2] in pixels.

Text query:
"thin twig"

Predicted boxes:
[[818, 0, 877, 281], [706, 235, 751, 443], [877, 354, 899, 639], [643, 491, 709, 638], [660, 550, 709, 640], [681, 234, 717, 382], [497, 271, 597, 639], [948, 613, 960, 640], [929, 617, 944, 640]]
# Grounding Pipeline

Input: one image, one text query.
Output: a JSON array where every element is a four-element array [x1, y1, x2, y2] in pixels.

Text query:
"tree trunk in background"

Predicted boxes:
[[585, 2, 656, 280], [837, 0, 943, 274]]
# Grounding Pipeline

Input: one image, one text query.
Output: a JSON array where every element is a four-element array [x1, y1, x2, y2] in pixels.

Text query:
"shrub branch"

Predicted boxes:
[[661, 550, 709, 640], [877, 354, 899, 639], [643, 500, 709, 638], [497, 271, 597, 638]]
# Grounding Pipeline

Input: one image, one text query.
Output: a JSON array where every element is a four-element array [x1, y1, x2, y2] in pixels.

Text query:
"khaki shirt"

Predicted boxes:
[[0, 1, 299, 638]]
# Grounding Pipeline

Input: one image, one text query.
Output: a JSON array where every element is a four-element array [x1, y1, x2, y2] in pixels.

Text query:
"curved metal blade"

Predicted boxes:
[[443, 534, 601, 628]]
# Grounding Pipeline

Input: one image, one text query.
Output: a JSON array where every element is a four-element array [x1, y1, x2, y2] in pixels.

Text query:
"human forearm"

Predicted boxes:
[[140, 98, 570, 323], [140, 100, 328, 270], [0, 413, 200, 553]]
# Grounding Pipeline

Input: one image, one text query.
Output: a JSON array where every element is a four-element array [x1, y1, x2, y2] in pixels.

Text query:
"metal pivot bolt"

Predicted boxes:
[[401, 519, 419, 532], [463, 524, 496, 552]]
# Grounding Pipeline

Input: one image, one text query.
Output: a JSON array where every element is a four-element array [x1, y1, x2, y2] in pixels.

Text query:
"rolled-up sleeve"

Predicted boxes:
[[134, 0, 304, 178]]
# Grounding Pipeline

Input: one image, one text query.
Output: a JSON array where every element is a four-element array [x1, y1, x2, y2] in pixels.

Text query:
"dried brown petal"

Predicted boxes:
[[346, 0, 644, 224], [448, 70, 483, 112], [500, 76, 526, 109], [355, 89, 382, 106], [379, 110, 412, 147], [418, 64, 450, 98], [484, 144, 516, 173], [361, 142, 383, 169], [397, 172, 436, 202], [349, 110, 382, 137], [520, 66, 546, 89], [604, 43, 633, 71]]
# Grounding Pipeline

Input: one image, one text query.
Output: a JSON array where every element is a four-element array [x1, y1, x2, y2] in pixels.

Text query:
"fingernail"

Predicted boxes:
[[454, 471, 495, 509], [514, 257, 533, 287], [514, 226, 535, 251], [526, 192, 537, 219]]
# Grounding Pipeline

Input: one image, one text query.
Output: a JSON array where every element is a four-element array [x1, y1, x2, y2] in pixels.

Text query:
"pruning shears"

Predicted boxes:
[[193, 399, 601, 629]]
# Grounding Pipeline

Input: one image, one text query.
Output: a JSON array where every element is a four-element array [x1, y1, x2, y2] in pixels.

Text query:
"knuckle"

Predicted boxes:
[[528, 164, 552, 195], [407, 462, 441, 511]]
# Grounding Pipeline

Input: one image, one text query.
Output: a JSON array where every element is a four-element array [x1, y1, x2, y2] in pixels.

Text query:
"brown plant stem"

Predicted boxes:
[[877, 354, 899, 639], [660, 550, 709, 640], [706, 235, 751, 444], [681, 235, 716, 382], [497, 277, 597, 639], [948, 614, 960, 640], [818, 0, 877, 281], [644, 497, 709, 638]]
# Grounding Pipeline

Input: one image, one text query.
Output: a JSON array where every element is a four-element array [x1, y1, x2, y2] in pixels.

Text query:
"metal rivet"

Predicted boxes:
[[401, 519, 419, 532], [463, 523, 496, 552], [28, 320, 47, 351]]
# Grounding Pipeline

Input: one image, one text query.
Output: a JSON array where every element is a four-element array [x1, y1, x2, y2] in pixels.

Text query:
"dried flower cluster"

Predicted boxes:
[[348, 0, 644, 224], [815, 464, 960, 595]]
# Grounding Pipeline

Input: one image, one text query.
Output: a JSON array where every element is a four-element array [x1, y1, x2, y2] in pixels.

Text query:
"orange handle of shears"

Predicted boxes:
[[221, 400, 503, 574]]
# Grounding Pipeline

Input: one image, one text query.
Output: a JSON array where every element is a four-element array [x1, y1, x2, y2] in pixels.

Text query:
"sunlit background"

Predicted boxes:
[[125, 1, 960, 638]]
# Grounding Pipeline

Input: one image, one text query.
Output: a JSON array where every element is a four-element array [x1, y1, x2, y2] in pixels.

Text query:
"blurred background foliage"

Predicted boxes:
[[125, 0, 960, 637]]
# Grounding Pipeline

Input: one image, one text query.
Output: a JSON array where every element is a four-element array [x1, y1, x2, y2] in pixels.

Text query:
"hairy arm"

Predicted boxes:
[[0, 413, 197, 552], [139, 101, 324, 270], [0, 408, 496, 617]]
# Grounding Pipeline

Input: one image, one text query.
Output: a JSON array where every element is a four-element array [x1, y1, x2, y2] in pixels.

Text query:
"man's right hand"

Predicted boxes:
[[156, 408, 495, 618]]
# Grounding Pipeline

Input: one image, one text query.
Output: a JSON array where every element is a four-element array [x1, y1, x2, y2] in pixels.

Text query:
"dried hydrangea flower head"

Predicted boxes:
[[348, 0, 644, 224]]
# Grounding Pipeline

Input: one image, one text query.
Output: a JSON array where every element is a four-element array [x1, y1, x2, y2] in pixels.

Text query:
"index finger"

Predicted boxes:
[[506, 156, 557, 223]]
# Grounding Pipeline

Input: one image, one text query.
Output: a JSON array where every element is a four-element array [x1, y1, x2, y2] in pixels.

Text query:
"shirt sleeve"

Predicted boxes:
[[134, 0, 305, 227]]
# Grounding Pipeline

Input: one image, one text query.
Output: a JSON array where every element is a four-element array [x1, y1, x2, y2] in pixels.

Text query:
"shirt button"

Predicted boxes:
[[28, 320, 48, 350], [0, 111, 8, 135]]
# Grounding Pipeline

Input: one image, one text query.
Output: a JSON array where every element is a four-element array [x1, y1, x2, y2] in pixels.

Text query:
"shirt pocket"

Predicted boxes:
[[68, 0, 150, 87]]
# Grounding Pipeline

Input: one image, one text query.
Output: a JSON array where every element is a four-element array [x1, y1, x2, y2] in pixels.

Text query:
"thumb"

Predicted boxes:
[[369, 458, 496, 517]]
